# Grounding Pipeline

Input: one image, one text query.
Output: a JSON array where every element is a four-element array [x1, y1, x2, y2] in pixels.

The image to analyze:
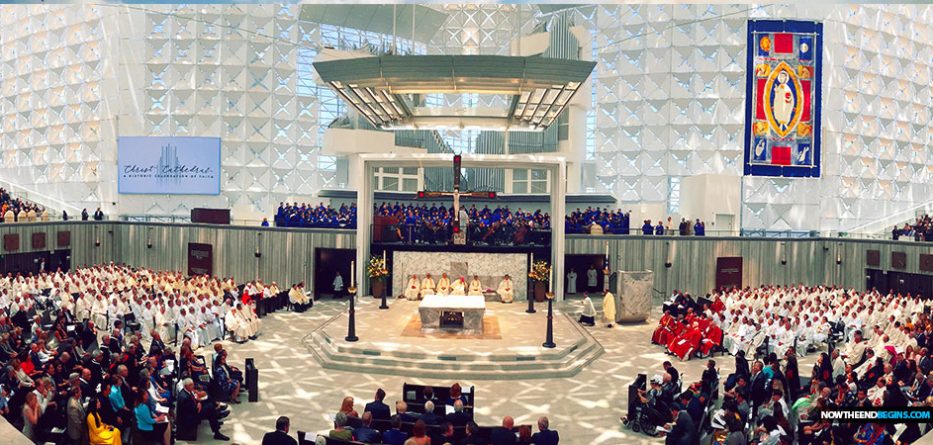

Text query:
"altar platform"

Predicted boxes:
[[304, 298, 603, 380]]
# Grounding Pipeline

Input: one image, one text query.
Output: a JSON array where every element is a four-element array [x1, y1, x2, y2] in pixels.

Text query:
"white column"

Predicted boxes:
[[551, 158, 566, 301], [356, 157, 373, 295]]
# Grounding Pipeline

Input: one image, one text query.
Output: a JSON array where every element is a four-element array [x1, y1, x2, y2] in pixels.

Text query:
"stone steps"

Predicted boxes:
[[303, 313, 604, 380]]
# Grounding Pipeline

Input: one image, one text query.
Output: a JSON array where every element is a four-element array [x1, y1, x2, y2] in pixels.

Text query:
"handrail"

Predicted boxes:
[[0, 178, 84, 216], [842, 199, 933, 236]]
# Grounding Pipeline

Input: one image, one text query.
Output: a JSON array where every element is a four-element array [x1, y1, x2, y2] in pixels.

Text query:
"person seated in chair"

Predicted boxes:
[[446, 399, 470, 428], [353, 411, 382, 444], [531, 416, 559, 445], [262, 416, 297, 445], [382, 415, 410, 445], [490, 416, 517, 445], [328, 411, 353, 441], [420, 400, 441, 425], [394, 400, 420, 423], [177, 378, 230, 441]]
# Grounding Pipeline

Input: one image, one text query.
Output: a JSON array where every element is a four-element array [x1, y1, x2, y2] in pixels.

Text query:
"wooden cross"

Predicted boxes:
[[417, 155, 497, 240]]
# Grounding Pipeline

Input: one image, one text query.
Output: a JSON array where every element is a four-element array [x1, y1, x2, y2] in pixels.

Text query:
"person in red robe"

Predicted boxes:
[[669, 321, 703, 360], [710, 295, 725, 314], [697, 324, 723, 357], [652, 310, 676, 345]]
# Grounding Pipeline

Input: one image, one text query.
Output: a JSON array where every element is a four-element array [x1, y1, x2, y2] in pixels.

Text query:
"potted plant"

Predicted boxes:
[[367, 255, 389, 299], [528, 260, 551, 302]]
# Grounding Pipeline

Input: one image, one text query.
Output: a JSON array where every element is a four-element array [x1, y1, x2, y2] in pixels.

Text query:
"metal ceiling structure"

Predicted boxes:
[[299, 4, 448, 44], [313, 55, 596, 130]]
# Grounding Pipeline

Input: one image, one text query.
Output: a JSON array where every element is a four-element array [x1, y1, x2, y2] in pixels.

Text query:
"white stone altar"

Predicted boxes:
[[419, 294, 486, 334]]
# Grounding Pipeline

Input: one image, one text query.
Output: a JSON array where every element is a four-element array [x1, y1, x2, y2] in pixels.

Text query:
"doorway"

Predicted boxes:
[[714, 213, 735, 236], [314, 248, 355, 299], [0, 249, 70, 275], [564, 254, 606, 297]]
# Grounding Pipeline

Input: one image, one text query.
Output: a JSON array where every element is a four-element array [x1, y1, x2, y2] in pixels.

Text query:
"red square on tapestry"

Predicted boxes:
[[771, 146, 791, 165], [774, 33, 794, 53]]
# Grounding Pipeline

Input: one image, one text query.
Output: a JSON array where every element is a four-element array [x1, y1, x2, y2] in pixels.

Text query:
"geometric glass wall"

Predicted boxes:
[[1, 4, 931, 231]]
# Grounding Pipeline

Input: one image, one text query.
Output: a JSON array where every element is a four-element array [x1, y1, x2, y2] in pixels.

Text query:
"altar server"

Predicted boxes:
[[333, 273, 344, 296], [566, 269, 577, 295], [450, 277, 466, 296], [579, 294, 596, 326], [468, 275, 483, 296], [497, 275, 514, 304], [602, 289, 616, 328], [436, 273, 451, 295], [421, 273, 436, 299], [404, 275, 422, 300]]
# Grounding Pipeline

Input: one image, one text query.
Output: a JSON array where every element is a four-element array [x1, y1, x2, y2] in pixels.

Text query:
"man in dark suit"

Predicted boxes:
[[261, 416, 297, 445], [177, 378, 229, 441], [420, 400, 441, 425], [665, 404, 696, 445], [353, 412, 382, 444], [364, 388, 391, 421], [530, 416, 559, 445], [445, 399, 470, 428], [431, 422, 456, 445], [381, 416, 409, 445], [663, 361, 679, 388], [489, 416, 516, 445], [458, 422, 488, 445], [749, 361, 771, 417]]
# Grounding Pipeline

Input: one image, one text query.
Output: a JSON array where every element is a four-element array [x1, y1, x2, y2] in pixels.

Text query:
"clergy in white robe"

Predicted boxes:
[[404, 275, 421, 300], [450, 277, 466, 296], [421, 274, 436, 299], [333, 273, 344, 294], [496, 275, 514, 303], [586, 266, 598, 291], [467, 276, 483, 296], [225, 308, 250, 342], [579, 295, 596, 326], [436, 274, 451, 295], [566, 269, 577, 294], [602, 290, 617, 327]]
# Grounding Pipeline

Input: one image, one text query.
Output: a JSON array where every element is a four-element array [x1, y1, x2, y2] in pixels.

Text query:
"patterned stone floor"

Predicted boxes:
[[187, 297, 813, 445]]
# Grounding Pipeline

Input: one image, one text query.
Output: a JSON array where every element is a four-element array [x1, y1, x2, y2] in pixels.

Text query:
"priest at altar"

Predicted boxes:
[[436, 273, 451, 294], [468, 275, 483, 296], [450, 277, 467, 296], [404, 275, 421, 300], [497, 274, 514, 303], [421, 273, 436, 299]]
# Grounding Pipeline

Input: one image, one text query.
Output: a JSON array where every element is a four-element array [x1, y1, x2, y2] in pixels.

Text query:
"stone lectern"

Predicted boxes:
[[615, 270, 653, 323]]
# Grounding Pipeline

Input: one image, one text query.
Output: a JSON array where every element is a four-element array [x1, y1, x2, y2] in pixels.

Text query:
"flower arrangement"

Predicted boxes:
[[367, 256, 389, 279], [528, 260, 551, 282]]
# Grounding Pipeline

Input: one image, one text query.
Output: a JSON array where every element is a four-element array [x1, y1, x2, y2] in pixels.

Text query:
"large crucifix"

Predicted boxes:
[[417, 154, 497, 244]]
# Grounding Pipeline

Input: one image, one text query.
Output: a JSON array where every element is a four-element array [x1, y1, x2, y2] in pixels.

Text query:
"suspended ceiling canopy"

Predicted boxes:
[[299, 4, 448, 43], [313, 55, 596, 131]]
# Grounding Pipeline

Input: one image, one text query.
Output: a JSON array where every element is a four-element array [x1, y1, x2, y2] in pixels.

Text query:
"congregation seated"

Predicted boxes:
[[0, 262, 280, 443], [320, 387, 556, 445], [893, 214, 933, 241], [651, 284, 930, 362], [274, 202, 357, 229], [0, 187, 48, 224]]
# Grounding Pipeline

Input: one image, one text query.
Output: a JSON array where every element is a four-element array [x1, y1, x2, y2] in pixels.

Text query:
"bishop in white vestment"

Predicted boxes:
[[421, 274, 436, 299], [467, 275, 483, 296], [602, 290, 616, 328], [436, 273, 451, 295], [404, 275, 421, 300], [496, 275, 514, 303], [450, 277, 466, 296]]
